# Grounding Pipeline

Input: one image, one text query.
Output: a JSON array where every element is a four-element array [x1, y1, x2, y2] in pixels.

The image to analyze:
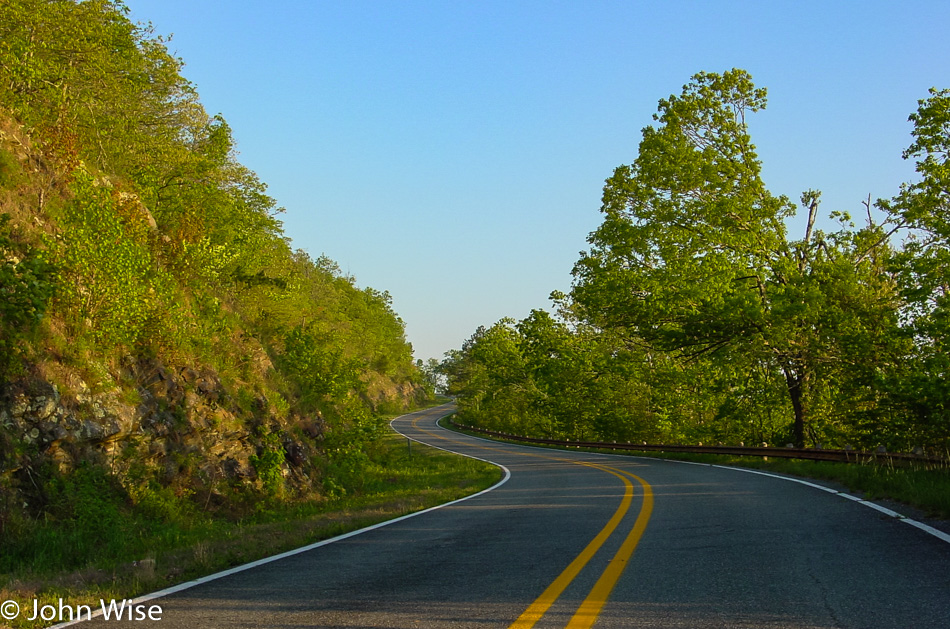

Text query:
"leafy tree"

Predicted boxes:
[[879, 88, 950, 448], [280, 324, 360, 406], [570, 70, 904, 446], [0, 0, 203, 183], [442, 309, 651, 442], [442, 321, 532, 430], [54, 168, 158, 346], [417, 358, 444, 396]]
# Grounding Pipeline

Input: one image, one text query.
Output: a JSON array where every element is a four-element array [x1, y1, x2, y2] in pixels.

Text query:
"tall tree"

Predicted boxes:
[[570, 70, 903, 446], [880, 88, 950, 447]]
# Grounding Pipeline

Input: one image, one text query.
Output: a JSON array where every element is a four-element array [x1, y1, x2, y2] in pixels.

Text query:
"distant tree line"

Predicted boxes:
[[442, 69, 950, 453]]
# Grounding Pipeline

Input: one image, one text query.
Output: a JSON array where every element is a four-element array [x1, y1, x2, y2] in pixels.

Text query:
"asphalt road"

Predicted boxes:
[[62, 404, 950, 628]]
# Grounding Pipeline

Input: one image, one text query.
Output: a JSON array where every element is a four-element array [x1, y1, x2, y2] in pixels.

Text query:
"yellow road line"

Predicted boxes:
[[566, 465, 653, 629], [405, 412, 654, 628], [508, 465, 633, 629]]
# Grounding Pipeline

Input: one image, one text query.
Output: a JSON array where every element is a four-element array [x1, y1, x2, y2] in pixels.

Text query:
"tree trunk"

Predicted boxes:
[[783, 365, 806, 447]]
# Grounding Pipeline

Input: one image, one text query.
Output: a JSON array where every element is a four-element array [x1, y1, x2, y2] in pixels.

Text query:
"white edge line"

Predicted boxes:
[[710, 464, 840, 494], [904, 519, 950, 544], [50, 407, 510, 628], [701, 463, 949, 544], [855, 500, 905, 519], [445, 422, 950, 548]]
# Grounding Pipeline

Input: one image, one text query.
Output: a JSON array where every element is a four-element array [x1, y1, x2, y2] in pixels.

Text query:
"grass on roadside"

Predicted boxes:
[[708, 455, 950, 519], [0, 428, 501, 629], [617, 450, 950, 520]]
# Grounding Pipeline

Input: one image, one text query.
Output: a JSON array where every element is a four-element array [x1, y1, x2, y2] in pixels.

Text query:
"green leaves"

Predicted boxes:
[[876, 87, 950, 445], [444, 72, 949, 453], [577, 70, 781, 355], [0, 214, 56, 329], [0, 0, 430, 542], [250, 428, 287, 497], [52, 169, 157, 346], [281, 324, 360, 404], [0, 213, 57, 372], [571, 70, 908, 447]]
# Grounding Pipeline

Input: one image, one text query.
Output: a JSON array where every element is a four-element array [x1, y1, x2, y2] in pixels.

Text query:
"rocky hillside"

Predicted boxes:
[[0, 0, 430, 557]]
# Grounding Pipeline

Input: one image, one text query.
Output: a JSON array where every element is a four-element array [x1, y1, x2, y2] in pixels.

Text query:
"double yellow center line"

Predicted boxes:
[[408, 411, 654, 628], [509, 461, 653, 629]]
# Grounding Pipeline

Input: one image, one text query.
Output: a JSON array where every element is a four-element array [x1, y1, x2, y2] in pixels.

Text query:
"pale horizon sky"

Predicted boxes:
[[125, 0, 950, 362]]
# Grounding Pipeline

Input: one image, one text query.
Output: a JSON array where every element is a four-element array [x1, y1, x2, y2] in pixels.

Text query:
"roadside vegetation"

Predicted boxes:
[[0, 0, 460, 616], [0, 423, 501, 629], [442, 70, 950, 466]]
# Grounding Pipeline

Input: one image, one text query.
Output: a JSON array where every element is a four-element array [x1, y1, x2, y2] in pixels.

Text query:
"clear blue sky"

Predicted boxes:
[[125, 0, 949, 362]]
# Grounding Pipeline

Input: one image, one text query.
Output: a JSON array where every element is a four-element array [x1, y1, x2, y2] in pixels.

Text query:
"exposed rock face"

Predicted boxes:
[[0, 357, 322, 511]]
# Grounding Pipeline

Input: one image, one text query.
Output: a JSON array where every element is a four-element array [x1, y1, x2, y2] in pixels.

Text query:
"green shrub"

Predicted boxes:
[[0, 213, 56, 372], [0, 463, 129, 572], [54, 169, 155, 347], [250, 429, 285, 496], [0, 147, 23, 189]]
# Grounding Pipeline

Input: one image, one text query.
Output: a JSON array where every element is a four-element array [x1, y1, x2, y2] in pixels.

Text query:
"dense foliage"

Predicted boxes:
[[0, 0, 428, 542], [444, 70, 950, 454]]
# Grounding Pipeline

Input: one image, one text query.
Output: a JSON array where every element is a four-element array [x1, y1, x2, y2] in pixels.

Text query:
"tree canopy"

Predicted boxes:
[[444, 70, 949, 453]]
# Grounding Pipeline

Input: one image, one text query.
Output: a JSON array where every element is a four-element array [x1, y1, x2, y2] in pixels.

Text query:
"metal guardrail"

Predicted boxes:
[[450, 421, 948, 467]]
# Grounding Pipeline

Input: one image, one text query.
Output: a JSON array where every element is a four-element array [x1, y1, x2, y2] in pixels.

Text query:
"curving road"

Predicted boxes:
[[63, 404, 950, 628]]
